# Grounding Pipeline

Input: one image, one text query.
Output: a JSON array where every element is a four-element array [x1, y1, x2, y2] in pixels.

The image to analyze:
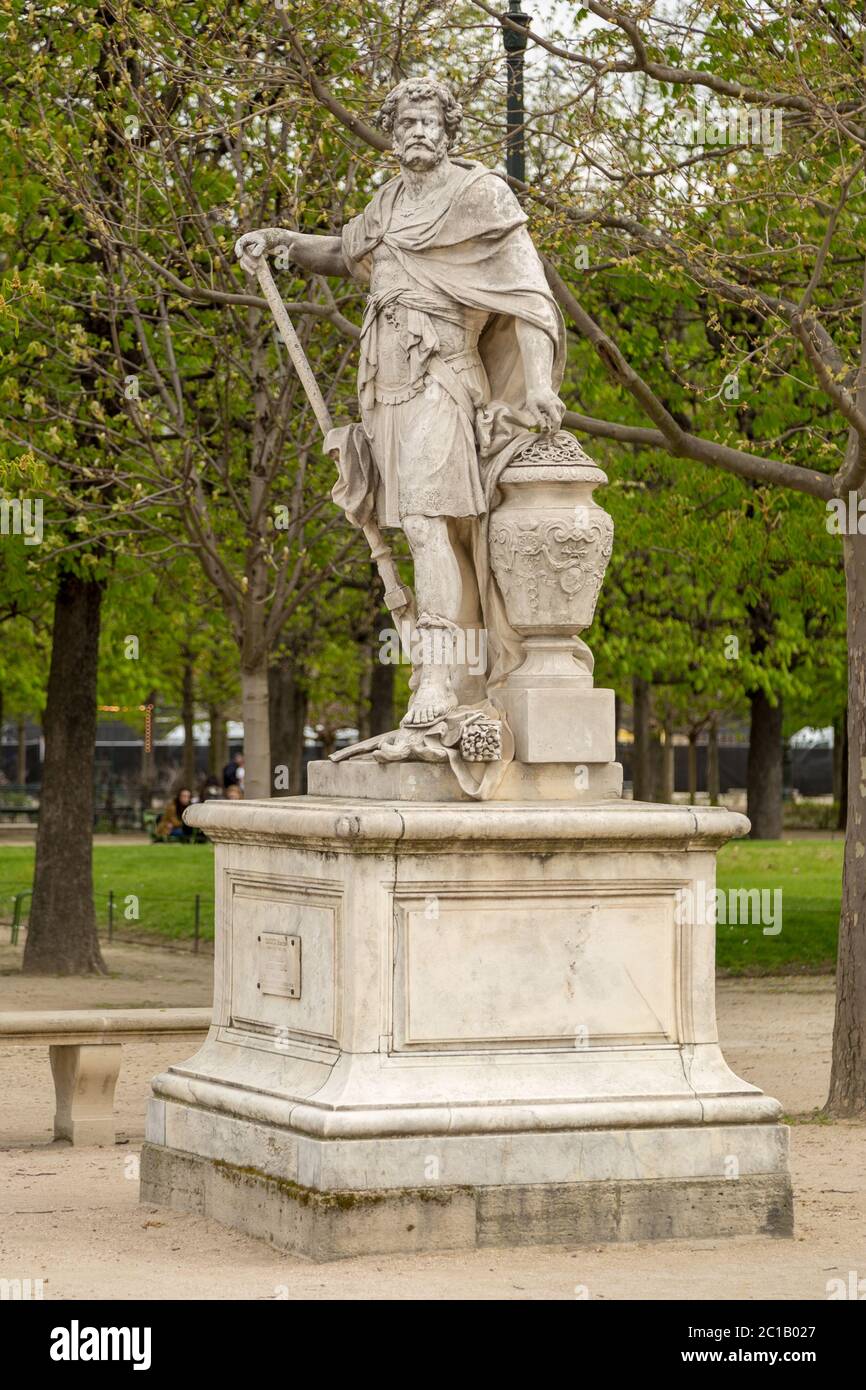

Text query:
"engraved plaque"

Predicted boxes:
[[229, 876, 339, 1043], [257, 932, 301, 999]]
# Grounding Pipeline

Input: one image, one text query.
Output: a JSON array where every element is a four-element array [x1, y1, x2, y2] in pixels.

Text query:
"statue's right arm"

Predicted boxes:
[[234, 228, 350, 278]]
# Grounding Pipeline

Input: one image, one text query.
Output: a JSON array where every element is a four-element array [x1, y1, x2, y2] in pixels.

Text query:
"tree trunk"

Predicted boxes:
[[241, 659, 271, 798], [369, 611, 395, 736], [632, 676, 652, 801], [827, 533, 866, 1114], [269, 656, 308, 795], [319, 726, 337, 759], [832, 709, 845, 803], [834, 706, 848, 831], [208, 703, 227, 778], [687, 729, 698, 805], [707, 713, 720, 806], [653, 721, 674, 803], [16, 717, 27, 785], [181, 656, 196, 787], [746, 690, 783, 839], [23, 571, 106, 975], [357, 638, 373, 741]]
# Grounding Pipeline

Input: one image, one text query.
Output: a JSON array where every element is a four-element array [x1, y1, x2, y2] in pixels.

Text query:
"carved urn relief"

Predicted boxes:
[[489, 430, 614, 692]]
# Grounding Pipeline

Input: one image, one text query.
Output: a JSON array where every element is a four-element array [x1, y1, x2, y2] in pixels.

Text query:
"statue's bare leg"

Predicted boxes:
[[402, 513, 461, 725]]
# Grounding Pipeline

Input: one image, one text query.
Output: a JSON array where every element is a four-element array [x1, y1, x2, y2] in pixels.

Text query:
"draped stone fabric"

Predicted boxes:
[[327, 159, 566, 698], [339, 160, 564, 490]]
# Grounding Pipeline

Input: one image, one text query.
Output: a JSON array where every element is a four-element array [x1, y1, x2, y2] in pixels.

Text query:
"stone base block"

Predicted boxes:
[[146, 795, 792, 1260], [498, 686, 615, 763], [309, 757, 623, 802], [141, 1144, 793, 1262]]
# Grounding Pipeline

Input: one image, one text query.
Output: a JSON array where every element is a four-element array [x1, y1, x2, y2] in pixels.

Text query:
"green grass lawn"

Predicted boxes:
[[0, 843, 215, 942], [716, 839, 841, 973], [0, 837, 844, 969]]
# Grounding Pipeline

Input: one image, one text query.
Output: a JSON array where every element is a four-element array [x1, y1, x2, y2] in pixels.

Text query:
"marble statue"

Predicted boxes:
[[235, 77, 615, 793], [141, 76, 792, 1260]]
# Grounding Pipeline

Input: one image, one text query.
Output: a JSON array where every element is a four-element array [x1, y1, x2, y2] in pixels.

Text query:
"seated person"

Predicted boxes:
[[155, 787, 193, 841], [225, 784, 243, 800]]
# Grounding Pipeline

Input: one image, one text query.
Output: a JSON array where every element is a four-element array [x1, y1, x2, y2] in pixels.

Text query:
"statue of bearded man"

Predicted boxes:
[[236, 76, 566, 731]]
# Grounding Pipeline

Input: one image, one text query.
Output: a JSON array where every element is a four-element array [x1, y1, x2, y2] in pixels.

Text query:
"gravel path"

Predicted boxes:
[[0, 943, 861, 1300]]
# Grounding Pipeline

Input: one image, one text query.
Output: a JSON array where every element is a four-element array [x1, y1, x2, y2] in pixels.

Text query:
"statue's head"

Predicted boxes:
[[377, 77, 462, 172]]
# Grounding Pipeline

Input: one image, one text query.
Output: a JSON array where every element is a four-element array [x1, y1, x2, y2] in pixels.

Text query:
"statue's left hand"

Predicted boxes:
[[525, 385, 565, 433]]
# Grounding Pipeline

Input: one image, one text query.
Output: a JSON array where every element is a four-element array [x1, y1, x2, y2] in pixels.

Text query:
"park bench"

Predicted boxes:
[[0, 800, 150, 831], [0, 784, 40, 823], [0, 1008, 211, 1146], [0, 805, 39, 823]]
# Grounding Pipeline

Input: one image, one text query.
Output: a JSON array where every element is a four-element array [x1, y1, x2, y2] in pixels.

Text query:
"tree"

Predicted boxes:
[[274, 0, 866, 1110], [0, 4, 148, 973], [0, 500, 49, 786], [36, 3, 378, 795], [0, 1, 388, 975]]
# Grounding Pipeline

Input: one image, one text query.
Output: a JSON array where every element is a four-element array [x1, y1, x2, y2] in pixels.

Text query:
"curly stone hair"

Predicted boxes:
[[377, 77, 463, 147]]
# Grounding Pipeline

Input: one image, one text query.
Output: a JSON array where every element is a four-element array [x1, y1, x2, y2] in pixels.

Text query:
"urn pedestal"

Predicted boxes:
[[141, 795, 792, 1261], [490, 432, 616, 767]]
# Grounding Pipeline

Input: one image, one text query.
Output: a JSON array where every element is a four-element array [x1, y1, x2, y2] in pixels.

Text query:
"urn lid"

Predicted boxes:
[[499, 429, 608, 485]]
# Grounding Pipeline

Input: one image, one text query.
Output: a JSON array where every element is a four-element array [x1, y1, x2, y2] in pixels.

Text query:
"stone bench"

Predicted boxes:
[[0, 1009, 211, 1146]]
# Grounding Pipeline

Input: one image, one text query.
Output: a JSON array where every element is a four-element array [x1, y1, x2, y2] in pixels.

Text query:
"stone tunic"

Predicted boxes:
[[362, 205, 490, 524]]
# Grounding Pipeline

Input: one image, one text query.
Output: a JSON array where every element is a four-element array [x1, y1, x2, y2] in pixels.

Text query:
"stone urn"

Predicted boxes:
[[489, 430, 614, 693]]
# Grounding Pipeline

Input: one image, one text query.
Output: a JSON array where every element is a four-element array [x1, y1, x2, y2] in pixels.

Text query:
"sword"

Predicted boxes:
[[253, 257, 416, 645]]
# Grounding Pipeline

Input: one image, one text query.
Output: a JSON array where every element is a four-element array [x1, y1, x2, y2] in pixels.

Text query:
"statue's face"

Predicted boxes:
[[392, 97, 448, 171]]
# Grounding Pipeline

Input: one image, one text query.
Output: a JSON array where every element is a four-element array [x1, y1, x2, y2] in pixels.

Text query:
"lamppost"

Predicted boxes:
[[500, 0, 531, 186]]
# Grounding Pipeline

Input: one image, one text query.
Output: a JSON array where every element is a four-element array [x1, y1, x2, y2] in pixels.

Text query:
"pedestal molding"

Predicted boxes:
[[186, 797, 750, 853]]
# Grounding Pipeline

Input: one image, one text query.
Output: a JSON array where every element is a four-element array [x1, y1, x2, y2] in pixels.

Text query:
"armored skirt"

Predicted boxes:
[[363, 351, 489, 527]]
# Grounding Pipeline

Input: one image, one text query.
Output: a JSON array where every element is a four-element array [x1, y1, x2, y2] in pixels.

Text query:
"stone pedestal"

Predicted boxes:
[[498, 684, 616, 764], [308, 756, 623, 802], [141, 788, 792, 1259]]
